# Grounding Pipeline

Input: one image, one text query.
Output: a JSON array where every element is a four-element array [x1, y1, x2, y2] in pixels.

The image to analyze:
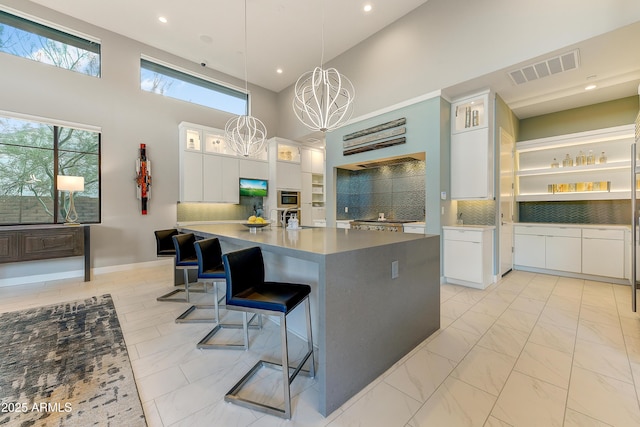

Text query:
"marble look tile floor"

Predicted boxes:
[[2, 263, 640, 426]]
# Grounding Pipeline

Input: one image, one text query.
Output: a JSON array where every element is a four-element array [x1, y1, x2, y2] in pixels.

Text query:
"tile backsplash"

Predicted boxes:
[[177, 196, 265, 222], [336, 160, 426, 220]]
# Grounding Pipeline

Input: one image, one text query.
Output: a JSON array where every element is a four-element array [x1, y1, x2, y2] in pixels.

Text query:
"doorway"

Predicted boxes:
[[499, 128, 515, 276]]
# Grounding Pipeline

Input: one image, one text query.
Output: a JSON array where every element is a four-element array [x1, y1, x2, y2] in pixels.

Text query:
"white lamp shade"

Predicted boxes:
[[57, 175, 84, 192]]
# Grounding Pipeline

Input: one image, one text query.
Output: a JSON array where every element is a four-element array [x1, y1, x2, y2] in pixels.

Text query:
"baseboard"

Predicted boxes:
[[0, 259, 171, 287]]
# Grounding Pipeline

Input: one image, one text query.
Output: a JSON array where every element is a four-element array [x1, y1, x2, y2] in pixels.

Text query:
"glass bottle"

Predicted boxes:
[[599, 151, 607, 164], [576, 150, 585, 166], [563, 153, 573, 167], [587, 150, 595, 165], [550, 158, 559, 168]]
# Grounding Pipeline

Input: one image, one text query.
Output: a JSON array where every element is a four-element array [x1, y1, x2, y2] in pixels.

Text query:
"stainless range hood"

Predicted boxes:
[[338, 152, 425, 170]]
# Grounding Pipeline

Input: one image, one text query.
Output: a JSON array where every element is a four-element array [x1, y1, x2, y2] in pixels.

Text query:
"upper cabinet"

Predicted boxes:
[[179, 122, 268, 203], [516, 124, 635, 201], [450, 90, 494, 200], [451, 92, 488, 134], [276, 141, 301, 163]]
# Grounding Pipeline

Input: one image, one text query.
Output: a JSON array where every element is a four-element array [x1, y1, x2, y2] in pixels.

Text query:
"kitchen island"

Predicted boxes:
[[178, 223, 440, 416]]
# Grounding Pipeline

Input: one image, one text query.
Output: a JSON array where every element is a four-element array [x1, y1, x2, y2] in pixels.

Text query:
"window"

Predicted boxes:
[[140, 58, 248, 115], [0, 9, 100, 77], [0, 114, 101, 225]]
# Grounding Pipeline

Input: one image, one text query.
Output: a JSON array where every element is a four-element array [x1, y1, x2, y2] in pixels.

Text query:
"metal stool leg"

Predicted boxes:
[[224, 296, 315, 419]]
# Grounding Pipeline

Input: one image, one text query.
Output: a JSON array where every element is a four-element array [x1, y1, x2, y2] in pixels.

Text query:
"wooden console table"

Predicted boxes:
[[0, 225, 91, 281]]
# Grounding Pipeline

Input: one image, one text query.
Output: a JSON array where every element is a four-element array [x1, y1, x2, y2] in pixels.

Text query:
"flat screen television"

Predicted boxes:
[[239, 178, 268, 197]]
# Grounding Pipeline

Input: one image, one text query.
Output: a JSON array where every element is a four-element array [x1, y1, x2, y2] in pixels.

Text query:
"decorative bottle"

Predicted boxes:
[[599, 151, 607, 164], [587, 150, 595, 165]]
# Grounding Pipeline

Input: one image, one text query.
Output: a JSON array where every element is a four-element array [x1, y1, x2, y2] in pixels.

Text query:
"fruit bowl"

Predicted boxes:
[[242, 221, 270, 232]]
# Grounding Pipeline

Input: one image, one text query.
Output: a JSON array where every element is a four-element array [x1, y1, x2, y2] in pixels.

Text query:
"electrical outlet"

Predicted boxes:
[[391, 260, 399, 279], [345, 206, 348, 213]]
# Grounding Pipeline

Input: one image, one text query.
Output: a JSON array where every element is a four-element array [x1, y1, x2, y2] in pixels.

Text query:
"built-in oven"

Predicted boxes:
[[277, 190, 300, 208]]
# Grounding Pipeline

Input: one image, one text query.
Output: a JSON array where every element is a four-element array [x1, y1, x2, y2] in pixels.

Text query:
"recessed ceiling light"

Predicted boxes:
[[585, 84, 597, 91], [158, 16, 168, 24], [363, 4, 373, 13], [276, 68, 283, 74]]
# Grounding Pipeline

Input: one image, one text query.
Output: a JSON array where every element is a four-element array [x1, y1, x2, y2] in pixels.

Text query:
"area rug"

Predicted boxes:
[[0, 294, 146, 426]]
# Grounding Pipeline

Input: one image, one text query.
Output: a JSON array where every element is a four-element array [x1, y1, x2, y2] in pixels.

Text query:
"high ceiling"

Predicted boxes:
[[26, 0, 640, 119]]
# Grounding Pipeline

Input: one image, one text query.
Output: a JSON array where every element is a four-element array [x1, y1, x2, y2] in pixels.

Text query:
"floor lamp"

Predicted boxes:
[[57, 175, 84, 225]]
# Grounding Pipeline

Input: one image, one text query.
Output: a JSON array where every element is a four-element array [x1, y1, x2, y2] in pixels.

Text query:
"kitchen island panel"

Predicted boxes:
[[178, 224, 440, 416]]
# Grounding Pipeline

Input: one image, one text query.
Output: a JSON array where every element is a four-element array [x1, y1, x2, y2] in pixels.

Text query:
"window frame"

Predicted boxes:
[[140, 56, 249, 115], [0, 7, 101, 77], [0, 110, 102, 226]]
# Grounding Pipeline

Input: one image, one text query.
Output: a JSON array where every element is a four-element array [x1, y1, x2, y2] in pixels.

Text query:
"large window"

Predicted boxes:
[[140, 58, 248, 115], [0, 9, 100, 77], [0, 114, 101, 225]]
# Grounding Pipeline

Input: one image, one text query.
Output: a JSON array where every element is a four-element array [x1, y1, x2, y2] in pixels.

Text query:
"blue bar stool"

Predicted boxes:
[[190, 238, 260, 342], [157, 233, 202, 303], [222, 246, 315, 419]]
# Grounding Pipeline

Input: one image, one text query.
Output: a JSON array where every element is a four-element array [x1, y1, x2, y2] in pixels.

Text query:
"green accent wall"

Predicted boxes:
[[518, 96, 638, 141]]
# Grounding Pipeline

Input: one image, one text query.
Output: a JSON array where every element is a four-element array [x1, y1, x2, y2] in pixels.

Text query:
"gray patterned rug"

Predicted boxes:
[[0, 294, 146, 426]]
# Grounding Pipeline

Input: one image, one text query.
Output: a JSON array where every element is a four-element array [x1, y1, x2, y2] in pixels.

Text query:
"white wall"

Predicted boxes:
[[0, 0, 278, 281], [277, 0, 640, 140]]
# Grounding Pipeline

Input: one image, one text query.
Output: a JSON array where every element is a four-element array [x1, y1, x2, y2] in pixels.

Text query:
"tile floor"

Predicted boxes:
[[2, 263, 640, 426]]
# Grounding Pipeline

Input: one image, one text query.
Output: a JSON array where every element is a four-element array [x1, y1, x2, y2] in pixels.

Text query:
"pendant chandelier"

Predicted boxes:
[[292, 0, 355, 133], [225, 0, 268, 157]]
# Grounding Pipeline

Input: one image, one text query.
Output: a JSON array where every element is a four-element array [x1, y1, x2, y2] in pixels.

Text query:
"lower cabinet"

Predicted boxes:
[[443, 226, 494, 289], [582, 228, 625, 279], [514, 224, 627, 280]]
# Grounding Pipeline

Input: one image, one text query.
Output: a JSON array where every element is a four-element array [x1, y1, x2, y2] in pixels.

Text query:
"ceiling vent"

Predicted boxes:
[[508, 49, 580, 85]]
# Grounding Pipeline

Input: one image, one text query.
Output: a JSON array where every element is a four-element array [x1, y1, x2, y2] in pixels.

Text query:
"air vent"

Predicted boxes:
[[356, 157, 420, 169], [508, 49, 580, 85]]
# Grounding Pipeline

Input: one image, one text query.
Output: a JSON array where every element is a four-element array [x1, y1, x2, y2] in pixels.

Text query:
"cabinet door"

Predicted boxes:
[[451, 127, 490, 199], [545, 236, 581, 273], [514, 233, 545, 268], [202, 154, 222, 201], [312, 150, 324, 174], [239, 159, 268, 180], [277, 161, 302, 190], [221, 157, 239, 203], [301, 148, 313, 173], [301, 172, 312, 204], [444, 239, 482, 283], [583, 238, 624, 278], [182, 151, 203, 201]]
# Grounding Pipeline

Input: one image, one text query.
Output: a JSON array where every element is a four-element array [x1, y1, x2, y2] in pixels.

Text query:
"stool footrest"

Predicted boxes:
[[224, 349, 314, 419], [196, 313, 261, 350]]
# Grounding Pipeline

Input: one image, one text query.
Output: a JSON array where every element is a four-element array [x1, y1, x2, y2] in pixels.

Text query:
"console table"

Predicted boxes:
[[0, 225, 91, 281]]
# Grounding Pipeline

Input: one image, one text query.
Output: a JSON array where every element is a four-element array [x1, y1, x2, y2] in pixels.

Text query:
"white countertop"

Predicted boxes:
[[515, 222, 630, 230], [442, 225, 496, 231]]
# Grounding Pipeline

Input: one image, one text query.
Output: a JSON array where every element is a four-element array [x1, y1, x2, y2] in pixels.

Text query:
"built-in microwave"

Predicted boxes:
[[277, 190, 300, 207]]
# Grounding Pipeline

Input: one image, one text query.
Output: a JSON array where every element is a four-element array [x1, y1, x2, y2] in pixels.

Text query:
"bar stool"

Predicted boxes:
[[222, 246, 315, 419], [155, 229, 183, 302], [157, 233, 202, 303], [192, 238, 260, 346]]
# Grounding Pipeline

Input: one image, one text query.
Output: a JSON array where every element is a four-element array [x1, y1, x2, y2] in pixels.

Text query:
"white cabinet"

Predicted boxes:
[[582, 228, 625, 278], [403, 222, 426, 234], [277, 161, 302, 190], [179, 121, 267, 203], [450, 91, 493, 200], [443, 226, 494, 289], [514, 223, 628, 281], [301, 148, 324, 174], [545, 229, 581, 273], [514, 225, 581, 273], [516, 125, 634, 201]]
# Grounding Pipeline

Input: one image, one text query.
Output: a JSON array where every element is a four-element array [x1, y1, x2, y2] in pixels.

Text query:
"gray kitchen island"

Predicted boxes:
[[179, 223, 440, 416]]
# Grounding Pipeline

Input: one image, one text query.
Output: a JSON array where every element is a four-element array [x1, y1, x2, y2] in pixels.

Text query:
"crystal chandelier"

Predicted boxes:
[[292, 0, 355, 133], [225, 0, 268, 157]]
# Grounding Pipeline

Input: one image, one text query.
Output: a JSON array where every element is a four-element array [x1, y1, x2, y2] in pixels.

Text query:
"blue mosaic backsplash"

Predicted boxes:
[[518, 200, 630, 224], [336, 160, 426, 221]]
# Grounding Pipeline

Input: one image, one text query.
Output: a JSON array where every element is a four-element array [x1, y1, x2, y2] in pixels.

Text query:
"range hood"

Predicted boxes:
[[338, 152, 425, 170]]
